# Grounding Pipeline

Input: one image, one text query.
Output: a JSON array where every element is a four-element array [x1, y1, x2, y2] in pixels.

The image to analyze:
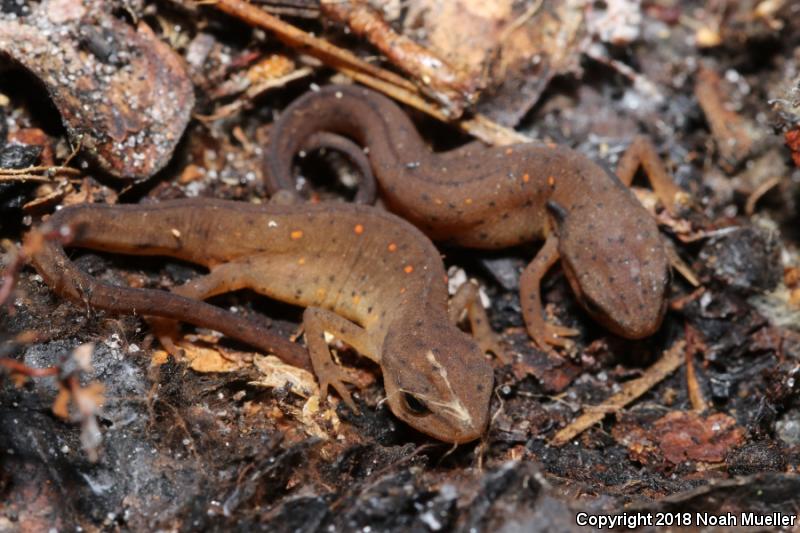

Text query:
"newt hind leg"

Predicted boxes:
[[616, 135, 690, 216], [449, 281, 509, 364], [616, 136, 698, 285], [151, 258, 379, 410], [147, 261, 251, 357], [303, 307, 378, 411]]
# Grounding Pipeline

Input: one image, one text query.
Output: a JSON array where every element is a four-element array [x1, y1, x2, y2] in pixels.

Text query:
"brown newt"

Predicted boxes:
[[265, 85, 681, 351], [28, 199, 496, 443]]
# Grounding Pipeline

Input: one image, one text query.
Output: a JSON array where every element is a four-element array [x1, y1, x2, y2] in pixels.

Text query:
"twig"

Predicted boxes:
[[586, 45, 665, 104], [669, 287, 705, 312], [195, 67, 314, 122], [212, 0, 416, 93], [498, 0, 544, 44], [684, 324, 708, 412], [663, 238, 701, 287], [335, 65, 529, 144], [0, 357, 58, 377], [320, 0, 479, 114], [694, 65, 755, 171], [210, 0, 530, 146], [0, 226, 66, 308], [462, 113, 531, 146], [61, 136, 83, 168], [745, 176, 782, 215], [550, 339, 686, 446], [0, 174, 54, 183], [0, 165, 81, 177]]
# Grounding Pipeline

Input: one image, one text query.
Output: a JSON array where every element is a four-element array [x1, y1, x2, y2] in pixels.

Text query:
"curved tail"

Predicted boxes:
[[27, 214, 312, 371], [264, 84, 427, 202]]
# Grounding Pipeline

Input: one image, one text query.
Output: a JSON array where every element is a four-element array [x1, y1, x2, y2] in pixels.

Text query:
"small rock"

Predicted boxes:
[[726, 441, 786, 476], [776, 415, 800, 446], [0, 144, 42, 169], [699, 226, 782, 293]]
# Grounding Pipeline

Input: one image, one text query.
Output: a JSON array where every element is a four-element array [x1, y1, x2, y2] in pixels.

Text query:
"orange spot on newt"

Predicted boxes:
[[505, 148, 513, 155], [290, 230, 303, 240], [297, 257, 306, 265], [387, 243, 397, 252], [434, 198, 443, 205], [399, 287, 407, 294], [522, 173, 530, 183], [404, 265, 414, 274], [354, 224, 364, 235], [547, 176, 555, 187], [464, 198, 473, 205]]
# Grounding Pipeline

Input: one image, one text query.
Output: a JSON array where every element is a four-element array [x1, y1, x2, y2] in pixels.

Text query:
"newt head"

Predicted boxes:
[[380, 320, 493, 443], [547, 195, 670, 339]]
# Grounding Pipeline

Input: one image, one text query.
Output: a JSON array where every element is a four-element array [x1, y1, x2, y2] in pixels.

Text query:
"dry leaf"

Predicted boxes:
[[52, 385, 71, 419], [179, 343, 247, 373], [250, 355, 318, 398], [614, 411, 745, 465]]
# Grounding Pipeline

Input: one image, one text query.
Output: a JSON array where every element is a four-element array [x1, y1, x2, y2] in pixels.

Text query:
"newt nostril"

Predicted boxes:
[[581, 296, 603, 317]]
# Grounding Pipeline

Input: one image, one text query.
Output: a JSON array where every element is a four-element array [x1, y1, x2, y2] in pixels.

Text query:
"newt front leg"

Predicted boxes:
[[519, 233, 579, 352], [303, 306, 378, 411]]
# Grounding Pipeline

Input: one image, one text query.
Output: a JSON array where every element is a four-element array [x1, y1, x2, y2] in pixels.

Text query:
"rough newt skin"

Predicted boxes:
[[29, 199, 494, 443], [265, 85, 671, 349]]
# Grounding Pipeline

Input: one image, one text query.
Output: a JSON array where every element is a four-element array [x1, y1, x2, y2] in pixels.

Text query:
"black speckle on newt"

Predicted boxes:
[[28, 199, 494, 443], [265, 85, 671, 350]]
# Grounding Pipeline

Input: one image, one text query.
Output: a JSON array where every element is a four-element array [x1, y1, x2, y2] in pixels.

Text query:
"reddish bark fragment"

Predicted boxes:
[[615, 411, 745, 465], [0, 0, 194, 179], [785, 129, 800, 167], [7, 128, 54, 166], [320, 0, 479, 117], [512, 354, 581, 393]]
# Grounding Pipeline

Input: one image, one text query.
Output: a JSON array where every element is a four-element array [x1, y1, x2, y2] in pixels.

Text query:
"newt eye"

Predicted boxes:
[[545, 200, 568, 224], [402, 393, 431, 416]]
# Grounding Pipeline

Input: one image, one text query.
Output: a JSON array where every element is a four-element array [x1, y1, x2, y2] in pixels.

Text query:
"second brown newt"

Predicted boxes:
[[265, 85, 680, 350], [28, 199, 496, 443]]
